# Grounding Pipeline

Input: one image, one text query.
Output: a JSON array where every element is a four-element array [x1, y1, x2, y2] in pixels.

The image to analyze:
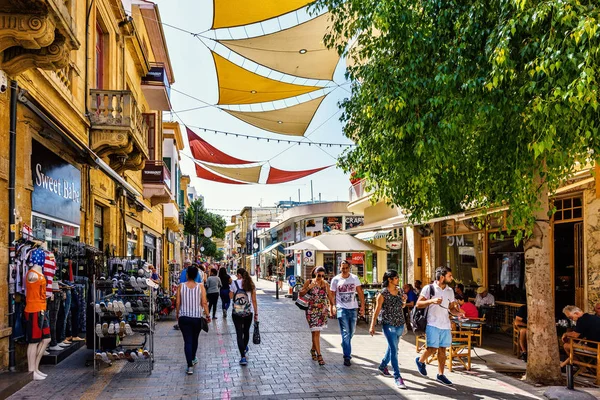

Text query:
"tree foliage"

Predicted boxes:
[[183, 199, 226, 258], [314, 0, 600, 238]]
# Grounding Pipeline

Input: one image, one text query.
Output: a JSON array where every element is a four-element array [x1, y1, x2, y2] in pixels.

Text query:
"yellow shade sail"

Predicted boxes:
[[212, 0, 313, 29], [213, 52, 321, 105], [200, 162, 263, 183], [219, 13, 340, 81], [225, 96, 326, 136]]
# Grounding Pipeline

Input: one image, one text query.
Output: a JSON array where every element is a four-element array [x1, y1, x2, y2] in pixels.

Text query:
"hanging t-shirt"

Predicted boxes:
[[43, 253, 56, 298], [330, 273, 361, 310]]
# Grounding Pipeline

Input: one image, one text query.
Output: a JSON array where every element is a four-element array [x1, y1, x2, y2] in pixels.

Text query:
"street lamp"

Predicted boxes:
[[253, 242, 259, 281]]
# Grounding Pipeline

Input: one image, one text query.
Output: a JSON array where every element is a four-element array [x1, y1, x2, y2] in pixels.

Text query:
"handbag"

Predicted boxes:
[[200, 317, 209, 333], [295, 280, 311, 310], [253, 321, 261, 344]]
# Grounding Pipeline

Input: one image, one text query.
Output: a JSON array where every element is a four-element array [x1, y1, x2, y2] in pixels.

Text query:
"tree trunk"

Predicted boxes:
[[523, 177, 562, 385]]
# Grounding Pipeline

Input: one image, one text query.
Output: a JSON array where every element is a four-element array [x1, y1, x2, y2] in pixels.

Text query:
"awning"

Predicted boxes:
[[266, 165, 331, 184], [199, 162, 263, 183], [219, 13, 340, 81], [212, 52, 321, 105], [212, 0, 313, 29], [355, 230, 391, 241], [345, 215, 408, 234], [187, 127, 256, 164], [260, 241, 284, 255], [224, 96, 326, 136]]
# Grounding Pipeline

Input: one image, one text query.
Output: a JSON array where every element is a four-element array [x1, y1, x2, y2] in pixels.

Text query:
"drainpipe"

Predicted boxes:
[[8, 80, 18, 371]]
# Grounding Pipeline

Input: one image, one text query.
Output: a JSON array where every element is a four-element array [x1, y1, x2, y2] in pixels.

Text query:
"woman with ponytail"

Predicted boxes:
[[230, 268, 258, 366], [369, 270, 408, 389]]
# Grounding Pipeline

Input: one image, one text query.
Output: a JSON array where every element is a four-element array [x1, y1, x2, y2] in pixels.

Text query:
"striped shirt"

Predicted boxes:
[[179, 283, 202, 318], [43, 253, 56, 298]]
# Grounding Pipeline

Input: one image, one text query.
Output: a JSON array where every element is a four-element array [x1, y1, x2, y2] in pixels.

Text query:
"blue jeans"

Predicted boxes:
[[381, 324, 404, 378], [219, 287, 230, 311], [337, 308, 357, 359], [60, 289, 72, 341], [178, 316, 201, 367]]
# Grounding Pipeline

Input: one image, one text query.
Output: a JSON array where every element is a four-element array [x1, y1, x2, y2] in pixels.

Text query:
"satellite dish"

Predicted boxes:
[[203, 227, 213, 238]]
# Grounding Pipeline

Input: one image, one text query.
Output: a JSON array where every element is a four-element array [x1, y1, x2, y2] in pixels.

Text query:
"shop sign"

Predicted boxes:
[[323, 216, 343, 232], [447, 235, 465, 246], [351, 253, 364, 264], [255, 222, 271, 229], [304, 218, 323, 237], [31, 140, 81, 225], [388, 241, 402, 250], [282, 225, 294, 242], [246, 232, 252, 253], [62, 225, 76, 237], [304, 250, 315, 266], [144, 234, 155, 248], [345, 216, 364, 230], [295, 252, 302, 270]]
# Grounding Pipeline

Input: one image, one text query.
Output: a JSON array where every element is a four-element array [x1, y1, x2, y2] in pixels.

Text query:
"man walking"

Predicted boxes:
[[415, 266, 464, 385], [330, 260, 365, 366]]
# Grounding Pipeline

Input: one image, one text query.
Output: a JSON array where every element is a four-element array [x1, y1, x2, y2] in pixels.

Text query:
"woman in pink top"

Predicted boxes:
[[456, 294, 479, 319]]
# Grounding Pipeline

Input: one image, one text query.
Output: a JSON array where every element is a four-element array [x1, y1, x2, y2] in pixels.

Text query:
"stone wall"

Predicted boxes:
[[584, 183, 600, 312]]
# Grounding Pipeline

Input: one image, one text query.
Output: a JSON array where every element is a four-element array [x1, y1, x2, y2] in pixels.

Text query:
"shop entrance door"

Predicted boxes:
[[421, 237, 431, 284], [553, 222, 584, 318]]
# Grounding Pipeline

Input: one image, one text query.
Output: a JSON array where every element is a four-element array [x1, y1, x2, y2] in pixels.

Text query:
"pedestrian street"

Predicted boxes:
[[9, 278, 549, 400]]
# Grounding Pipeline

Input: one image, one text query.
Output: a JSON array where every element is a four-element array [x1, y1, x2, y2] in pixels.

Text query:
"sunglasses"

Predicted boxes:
[[317, 274, 325, 278]]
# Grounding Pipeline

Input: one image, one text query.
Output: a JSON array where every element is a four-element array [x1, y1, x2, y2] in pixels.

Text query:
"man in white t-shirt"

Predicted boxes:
[[415, 267, 464, 386], [330, 260, 365, 366]]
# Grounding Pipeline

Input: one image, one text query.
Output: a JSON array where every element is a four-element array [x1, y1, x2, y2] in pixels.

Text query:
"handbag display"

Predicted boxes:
[[253, 321, 261, 344]]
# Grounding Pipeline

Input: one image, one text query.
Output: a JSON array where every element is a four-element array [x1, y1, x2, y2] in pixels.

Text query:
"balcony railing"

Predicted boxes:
[[142, 160, 171, 188], [89, 89, 149, 155], [349, 179, 372, 203]]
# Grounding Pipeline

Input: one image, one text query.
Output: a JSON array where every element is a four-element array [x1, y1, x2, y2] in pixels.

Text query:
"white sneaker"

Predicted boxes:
[[95, 303, 102, 315], [95, 323, 104, 338], [43, 351, 50, 356], [125, 323, 133, 336], [100, 352, 110, 363], [130, 351, 138, 361], [48, 345, 63, 351], [57, 342, 70, 347], [125, 302, 133, 313], [33, 371, 46, 381], [108, 322, 115, 335], [102, 323, 109, 336], [107, 301, 113, 313]]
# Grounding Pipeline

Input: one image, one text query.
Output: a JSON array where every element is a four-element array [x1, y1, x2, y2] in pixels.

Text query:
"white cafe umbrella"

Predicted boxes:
[[285, 230, 388, 252]]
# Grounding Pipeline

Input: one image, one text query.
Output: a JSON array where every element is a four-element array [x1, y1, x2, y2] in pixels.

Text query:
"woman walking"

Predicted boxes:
[[218, 267, 232, 317], [369, 270, 408, 389], [230, 268, 258, 366], [299, 266, 334, 366], [205, 269, 221, 319], [176, 266, 210, 375]]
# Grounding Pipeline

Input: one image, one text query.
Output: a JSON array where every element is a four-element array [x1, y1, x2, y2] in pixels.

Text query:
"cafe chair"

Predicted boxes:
[[421, 331, 473, 372], [566, 337, 600, 385], [416, 333, 427, 353]]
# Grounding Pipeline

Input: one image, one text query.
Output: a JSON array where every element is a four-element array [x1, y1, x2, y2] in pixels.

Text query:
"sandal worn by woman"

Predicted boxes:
[[310, 349, 317, 361], [317, 354, 325, 366]]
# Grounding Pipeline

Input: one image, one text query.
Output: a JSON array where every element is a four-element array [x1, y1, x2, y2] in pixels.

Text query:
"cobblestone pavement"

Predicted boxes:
[[10, 280, 545, 400]]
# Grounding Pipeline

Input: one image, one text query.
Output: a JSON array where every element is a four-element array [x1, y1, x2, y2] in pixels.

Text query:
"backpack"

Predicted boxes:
[[232, 281, 252, 317], [410, 284, 435, 334]]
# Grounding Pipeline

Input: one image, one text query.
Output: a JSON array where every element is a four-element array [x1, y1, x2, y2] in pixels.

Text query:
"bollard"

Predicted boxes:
[[276, 279, 279, 299], [566, 364, 574, 390]]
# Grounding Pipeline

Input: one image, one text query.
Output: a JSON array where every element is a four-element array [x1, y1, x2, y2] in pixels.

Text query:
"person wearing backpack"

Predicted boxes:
[[229, 268, 258, 366], [414, 266, 464, 386]]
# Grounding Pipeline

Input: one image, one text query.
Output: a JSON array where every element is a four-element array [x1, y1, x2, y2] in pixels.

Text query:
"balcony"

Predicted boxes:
[[141, 62, 171, 111], [0, 0, 80, 75], [163, 202, 180, 231], [142, 160, 172, 205], [89, 89, 149, 172], [348, 179, 374, 214]]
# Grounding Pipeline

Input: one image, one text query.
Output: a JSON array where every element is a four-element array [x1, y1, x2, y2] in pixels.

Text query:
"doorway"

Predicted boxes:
[[553, 222, 584, 319]]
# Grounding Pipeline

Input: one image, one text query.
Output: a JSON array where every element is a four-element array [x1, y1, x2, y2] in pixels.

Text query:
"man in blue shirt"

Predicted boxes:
[[180, 263, 202, 284]]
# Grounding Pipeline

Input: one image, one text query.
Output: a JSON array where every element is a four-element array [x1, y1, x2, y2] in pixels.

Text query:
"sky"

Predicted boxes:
[[152, 0, 354, 219]]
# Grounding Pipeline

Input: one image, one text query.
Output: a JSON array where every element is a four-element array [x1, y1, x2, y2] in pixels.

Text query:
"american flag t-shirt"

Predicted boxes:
[[43, 253, 56, 298]]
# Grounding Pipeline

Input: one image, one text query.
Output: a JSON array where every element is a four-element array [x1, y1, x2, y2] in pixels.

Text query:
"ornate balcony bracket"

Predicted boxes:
[[1, 34, 70, 75], [0, 13, 56, 53]]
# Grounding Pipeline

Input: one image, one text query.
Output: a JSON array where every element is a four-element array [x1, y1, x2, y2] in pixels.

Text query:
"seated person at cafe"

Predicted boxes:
[[456, 294, 478, 319], [413, 280, 422, 296], [455, 283, 465, 297], [475, 287, 495, 308], [560, 305, 600, 368], [514, 305, 528, 361], [595, 303, 600, 317]]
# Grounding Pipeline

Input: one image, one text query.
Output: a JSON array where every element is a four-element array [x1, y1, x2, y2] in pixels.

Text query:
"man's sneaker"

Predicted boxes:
[[436, 374, 453, 386], [395, 377, 407, 389], [192, 357, 199, 366], [186, 367, 193, 375], [415, 357, 427, 376], [378, 365, 392, 377], [239, 357, 248, 366], [343, 358, 351, 367]]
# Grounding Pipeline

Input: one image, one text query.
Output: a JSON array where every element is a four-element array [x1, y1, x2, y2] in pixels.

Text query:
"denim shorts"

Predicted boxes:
[[426, 325, 451, 348]]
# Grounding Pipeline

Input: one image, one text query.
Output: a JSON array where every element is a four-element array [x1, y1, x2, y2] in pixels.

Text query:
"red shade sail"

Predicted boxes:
[[187, 127, 256, 164], [266, 165, 331, 184], [195, 163, 249, 185]]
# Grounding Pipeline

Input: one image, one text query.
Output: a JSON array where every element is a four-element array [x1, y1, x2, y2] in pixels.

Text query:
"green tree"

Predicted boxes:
[[314, 0, 600, 384], [184, 199, 226, 258]]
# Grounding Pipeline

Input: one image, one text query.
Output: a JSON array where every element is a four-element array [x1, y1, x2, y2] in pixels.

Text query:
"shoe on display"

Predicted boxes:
[[137, 300, 144, 309], [95, 304, 102, 315], [72, 336, 85, 342], [125, 302, 133, 313], [33, 371, 46, 381], [143, 349, 150, 359], [239, 357, 248, 366], [57, 342, 70, 348], [108, 322, 115, 335], [137, 277, 146, 289], [99, 302, 107, 312], [94, 352, 102, 360], [118, 350, 125, 359], [415, 357, 427, 376], [100, 352, 110, 364], [43, 351, 50, 356], [95, 324, 104, 338], [102, 322, 109, 336], [119, 321, 126, 335], [186, 367, 193, 375], [378, 365, 392, 377], [395, 377, 407, 389], [107, 301, 113, 313], [125, 324, 133, 336], [130, 351, 138, 361], [48, 345, 63, 351], [436, 374, 453, 386], [130, 278, 138, 289], [35, 370, 47, 378]]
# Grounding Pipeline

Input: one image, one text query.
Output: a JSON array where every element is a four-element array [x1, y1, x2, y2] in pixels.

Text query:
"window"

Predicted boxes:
[[440, 233, 484, 290], [144, 113, 156, 159], [94, 204, 104, 251], [488, 234, 525, 303], [95, 23, 105, 89], [554, 196, 583, 222]]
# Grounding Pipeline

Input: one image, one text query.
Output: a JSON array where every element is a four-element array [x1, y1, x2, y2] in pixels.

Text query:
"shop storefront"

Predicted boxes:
[[31, 140, 82, 252], [144, 233, 157, 266], [126, 225, 138, 257]]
